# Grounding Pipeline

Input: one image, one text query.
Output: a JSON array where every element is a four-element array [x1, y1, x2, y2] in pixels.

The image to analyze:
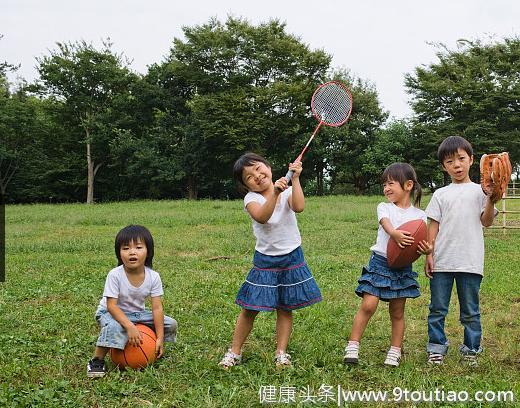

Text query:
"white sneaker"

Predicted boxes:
[[427, 352, 444, 365], [275, 351, 292, 367], [462, 354, 478, 367], [384, 348, 401, 367], [218, 349, 242, 369], [343, 343, 359, 364]]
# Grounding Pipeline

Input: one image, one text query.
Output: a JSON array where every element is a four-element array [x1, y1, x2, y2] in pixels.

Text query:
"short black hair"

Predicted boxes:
[[382, 162, 422, 206], [232, 153, 271, 196], [437, 136, 473, 164], [114, 225, 154, 268]]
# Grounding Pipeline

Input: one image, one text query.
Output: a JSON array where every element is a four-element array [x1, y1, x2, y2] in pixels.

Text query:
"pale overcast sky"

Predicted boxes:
[[2, 0, 519, 118]]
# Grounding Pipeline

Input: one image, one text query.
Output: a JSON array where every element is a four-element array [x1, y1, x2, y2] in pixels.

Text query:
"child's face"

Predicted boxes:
[[242, 161, 273, 193], [120, 239, 147, 272], [383, 178, 413, 205], [442, 148, 473, 183]]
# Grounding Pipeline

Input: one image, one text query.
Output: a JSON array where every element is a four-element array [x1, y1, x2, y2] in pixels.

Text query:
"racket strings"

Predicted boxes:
[[312, 83, 352, 126]]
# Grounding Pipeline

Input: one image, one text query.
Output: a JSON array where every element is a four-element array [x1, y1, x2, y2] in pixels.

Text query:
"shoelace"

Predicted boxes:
[[344, 345, 359, 356], [90, 359, 104, 369], [220, 351, 240, 367], [428, 353, 444, 363], [385, 350, 401, 362], [275, 352, 291, 365], [463, 354, 478, 366]]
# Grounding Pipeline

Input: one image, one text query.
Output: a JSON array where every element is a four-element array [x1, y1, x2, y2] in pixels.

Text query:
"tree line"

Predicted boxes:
[[1, 20, 518, 204]]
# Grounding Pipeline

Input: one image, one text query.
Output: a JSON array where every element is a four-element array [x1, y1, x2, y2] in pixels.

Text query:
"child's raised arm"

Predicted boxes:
[[480, 196, 496, 227], [246, 177, 288, 223], [288, 161, 304, 213]]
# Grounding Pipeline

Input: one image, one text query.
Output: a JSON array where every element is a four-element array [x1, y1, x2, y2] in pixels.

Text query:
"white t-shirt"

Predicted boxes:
[[98, 265, 164, 312], [370, 202, 427, 258], [426, 182, 495, 275], [244, 187, 301, 256]]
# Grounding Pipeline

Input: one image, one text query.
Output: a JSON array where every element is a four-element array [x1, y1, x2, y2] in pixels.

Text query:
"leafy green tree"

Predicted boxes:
[[405, 37, 520, 186], [34, 40, 138, 203], [323, 70, 388, 194], [154, 17, 331, 198]]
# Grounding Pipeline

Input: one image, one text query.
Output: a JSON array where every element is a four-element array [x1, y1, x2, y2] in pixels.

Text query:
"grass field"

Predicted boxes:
[[2, 196, 519, 407]]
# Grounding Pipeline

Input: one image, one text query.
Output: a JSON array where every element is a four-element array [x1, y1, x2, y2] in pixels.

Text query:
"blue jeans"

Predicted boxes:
[[427, 272, 483, 355], [95, 309, 177, 349]]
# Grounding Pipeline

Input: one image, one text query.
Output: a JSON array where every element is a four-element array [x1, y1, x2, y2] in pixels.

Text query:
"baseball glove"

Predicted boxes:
[[480, 152, 512, 203]]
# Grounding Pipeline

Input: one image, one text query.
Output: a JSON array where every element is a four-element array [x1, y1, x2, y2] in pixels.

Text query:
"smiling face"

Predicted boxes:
[[383, 178, 413, 207], [442, 148, 474, 183], [241, 161, 273, 193], [119, 239, 147, 273]]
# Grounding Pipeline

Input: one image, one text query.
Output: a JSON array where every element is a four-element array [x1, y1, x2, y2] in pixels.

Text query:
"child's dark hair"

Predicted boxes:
[[115, 225, 154, 268], [437, 136, 473, 164], [382, 163, 422, 206], [233, 153, 271, 196]]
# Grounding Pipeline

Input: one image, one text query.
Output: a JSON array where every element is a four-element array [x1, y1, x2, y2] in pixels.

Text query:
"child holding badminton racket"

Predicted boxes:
[[343, 163, 432, 367], [219, 153, 322, 369]]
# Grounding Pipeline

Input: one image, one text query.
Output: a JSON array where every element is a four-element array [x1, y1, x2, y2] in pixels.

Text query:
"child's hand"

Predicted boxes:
[[417, 240, 433, 255], [155, 338, 164, 358], [274, 176, 289, 193], [288, 161, 303, 178], [424, 254, 434, 278], [127, 324, 143, 347], [390, 229, 414, 248]]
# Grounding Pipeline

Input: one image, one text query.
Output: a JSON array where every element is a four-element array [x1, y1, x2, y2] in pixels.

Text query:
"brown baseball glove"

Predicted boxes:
[[480, 152, 512, 203]]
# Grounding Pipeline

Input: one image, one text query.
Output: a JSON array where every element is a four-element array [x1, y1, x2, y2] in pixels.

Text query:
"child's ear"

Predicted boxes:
[[404, 180, 414, 191]]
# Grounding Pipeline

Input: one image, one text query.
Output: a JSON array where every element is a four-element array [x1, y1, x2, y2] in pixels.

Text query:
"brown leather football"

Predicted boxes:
[[387, 219, 427, 268]]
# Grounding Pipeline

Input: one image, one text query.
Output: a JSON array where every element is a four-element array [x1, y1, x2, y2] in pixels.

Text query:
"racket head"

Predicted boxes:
[[311, 81, 353, 127]]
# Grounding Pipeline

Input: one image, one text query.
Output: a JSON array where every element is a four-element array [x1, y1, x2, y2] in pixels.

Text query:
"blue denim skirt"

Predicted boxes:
[[355, 252, 420, 301], [235, 246, 322, 311]]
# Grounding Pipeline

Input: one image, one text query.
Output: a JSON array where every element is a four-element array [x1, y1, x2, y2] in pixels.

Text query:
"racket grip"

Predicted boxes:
[[285, 169, 295, 182]]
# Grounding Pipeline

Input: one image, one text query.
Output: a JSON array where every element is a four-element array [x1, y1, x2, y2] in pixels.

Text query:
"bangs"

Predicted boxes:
[[115, 225, 154, 268]]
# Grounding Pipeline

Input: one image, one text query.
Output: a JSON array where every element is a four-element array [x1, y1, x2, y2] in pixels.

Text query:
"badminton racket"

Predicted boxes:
[[285, 81, 352, 181]]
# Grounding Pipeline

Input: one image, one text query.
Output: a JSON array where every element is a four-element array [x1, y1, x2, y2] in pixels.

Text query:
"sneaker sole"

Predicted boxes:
[[343, 357, 359, 365], [87, 372, 106, 378]]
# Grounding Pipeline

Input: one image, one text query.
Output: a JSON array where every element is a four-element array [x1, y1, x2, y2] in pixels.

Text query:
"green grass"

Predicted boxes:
[[2, 196, 519, 407]]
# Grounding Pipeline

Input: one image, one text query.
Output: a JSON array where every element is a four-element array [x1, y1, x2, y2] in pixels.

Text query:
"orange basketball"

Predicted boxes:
[[110, 324, 157, 369]]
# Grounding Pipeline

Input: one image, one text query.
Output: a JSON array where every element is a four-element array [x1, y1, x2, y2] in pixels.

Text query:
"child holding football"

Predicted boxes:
[[343, 163, 432, 367]]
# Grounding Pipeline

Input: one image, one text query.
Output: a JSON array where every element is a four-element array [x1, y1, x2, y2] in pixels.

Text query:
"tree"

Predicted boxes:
[[323, 70, 388, 194], [35, 40, 138, 203], [405, 37, 520, 186], [153, 17, 331, 198]]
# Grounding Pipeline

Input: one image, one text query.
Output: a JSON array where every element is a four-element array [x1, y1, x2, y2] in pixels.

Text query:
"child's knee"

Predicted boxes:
[[164, 316, 178, 331], [242, 309, 259, 319], [360, 302, 377, 316]]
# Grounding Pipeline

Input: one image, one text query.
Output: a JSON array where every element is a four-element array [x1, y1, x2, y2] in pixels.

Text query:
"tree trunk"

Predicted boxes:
[[187, 175, 198, 200], [86, 133, 94, 204], [316, 163, 324, 196]]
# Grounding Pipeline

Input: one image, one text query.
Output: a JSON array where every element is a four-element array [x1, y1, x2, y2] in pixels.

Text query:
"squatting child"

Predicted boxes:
[[87, 225, 177, 377]]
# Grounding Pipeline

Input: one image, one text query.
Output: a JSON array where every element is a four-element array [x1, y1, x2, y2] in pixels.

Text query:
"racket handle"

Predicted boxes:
[[285, 169, 295, 182]]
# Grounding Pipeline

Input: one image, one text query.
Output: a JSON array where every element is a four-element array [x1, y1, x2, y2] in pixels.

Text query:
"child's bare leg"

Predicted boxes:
[[230, 309, 259, 354], [93, 346, 109, 360], [275, 309, 293, 353], [349, 293, 379, 341], [388, 298, 406, 347]]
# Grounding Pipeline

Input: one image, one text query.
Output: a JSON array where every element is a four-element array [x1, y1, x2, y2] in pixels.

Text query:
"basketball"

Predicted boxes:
[[110, 324, 157, 369], [386, 219, 427, 268]]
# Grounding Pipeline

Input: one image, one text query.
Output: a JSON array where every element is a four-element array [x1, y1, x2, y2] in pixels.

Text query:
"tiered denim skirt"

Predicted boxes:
[[355, 252, 420, 301], [235, 246, 322, 311]]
